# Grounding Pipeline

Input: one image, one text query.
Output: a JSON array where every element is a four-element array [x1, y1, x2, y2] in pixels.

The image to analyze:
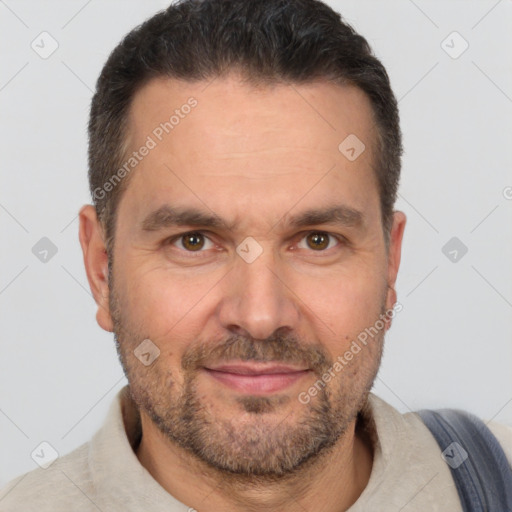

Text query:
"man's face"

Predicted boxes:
[[103, 74, 404, 477]]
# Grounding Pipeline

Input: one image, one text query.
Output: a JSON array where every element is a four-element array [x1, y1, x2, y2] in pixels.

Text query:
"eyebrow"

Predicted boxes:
[[141, 206, 233, 232], [285, 205, 364, 230], [141, 205, 365, 233]]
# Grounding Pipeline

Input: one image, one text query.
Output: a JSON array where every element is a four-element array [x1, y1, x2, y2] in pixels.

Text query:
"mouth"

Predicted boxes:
[[202, 362, 311, 394]]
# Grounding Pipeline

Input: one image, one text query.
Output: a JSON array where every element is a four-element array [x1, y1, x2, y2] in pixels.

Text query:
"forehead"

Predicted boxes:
[[119, 74, 380, 233], [128, 74, 376, 157]]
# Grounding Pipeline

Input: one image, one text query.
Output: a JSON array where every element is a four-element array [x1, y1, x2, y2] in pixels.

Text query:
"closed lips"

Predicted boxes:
[[204, 364, 309, 375]]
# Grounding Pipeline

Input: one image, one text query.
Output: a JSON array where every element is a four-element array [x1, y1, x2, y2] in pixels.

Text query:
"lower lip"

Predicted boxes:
[[203, 368, 311, 394]]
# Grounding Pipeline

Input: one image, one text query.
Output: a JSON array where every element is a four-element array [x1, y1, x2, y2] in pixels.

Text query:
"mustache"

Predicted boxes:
[[181, 331, 332, 375]]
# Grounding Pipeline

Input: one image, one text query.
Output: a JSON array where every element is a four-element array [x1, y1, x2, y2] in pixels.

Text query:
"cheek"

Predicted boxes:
[[115, 260, 221, 343], [292, 264, 386, 344]]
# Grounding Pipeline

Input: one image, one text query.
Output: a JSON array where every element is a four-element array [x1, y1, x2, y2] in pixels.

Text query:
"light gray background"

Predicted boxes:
[[1, 0, 511, 486]]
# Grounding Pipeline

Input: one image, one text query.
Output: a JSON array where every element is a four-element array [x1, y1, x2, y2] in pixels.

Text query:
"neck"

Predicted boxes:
[[135, 411, 373, 512]]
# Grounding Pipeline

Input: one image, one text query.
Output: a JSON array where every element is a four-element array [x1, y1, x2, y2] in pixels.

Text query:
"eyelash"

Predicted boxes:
[[165, 231, 347, 256]]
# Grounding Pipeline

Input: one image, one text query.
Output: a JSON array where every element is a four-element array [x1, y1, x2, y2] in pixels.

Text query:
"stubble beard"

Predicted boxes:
[[108, 271, 386, 480]]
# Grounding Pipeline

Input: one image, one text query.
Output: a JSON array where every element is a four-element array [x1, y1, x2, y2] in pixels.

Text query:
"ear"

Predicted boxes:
[[384, 210, 406, 327], [78, 205, 114, 332]]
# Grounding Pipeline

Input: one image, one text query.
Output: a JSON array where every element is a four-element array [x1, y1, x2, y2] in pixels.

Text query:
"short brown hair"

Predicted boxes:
[[88, 0, 402, 252]]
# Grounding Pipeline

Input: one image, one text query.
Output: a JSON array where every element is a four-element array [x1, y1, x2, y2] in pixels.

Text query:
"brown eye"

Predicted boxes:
[[181, 233, 205, 251], [305, 232, 330, 250]]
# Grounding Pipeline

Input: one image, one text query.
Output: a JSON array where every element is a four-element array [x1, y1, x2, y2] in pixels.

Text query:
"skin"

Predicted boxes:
[[79, 73, 406, 512]]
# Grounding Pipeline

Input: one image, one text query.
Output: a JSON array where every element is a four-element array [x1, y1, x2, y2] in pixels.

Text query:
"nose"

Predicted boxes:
[[216, 248, 301, 340]]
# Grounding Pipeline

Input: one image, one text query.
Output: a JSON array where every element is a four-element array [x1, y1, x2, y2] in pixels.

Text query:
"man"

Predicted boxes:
[[1, 0, 510, 510]]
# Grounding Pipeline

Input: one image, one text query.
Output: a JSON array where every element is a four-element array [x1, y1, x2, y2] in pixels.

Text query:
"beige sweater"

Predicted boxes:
[[1, 386, 511, 511]]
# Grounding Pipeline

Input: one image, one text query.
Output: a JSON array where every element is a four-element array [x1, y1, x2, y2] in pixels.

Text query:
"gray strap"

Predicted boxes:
[[418, 408, 512, 512]]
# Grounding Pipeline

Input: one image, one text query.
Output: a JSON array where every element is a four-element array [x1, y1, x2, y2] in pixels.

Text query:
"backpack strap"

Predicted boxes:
[[417, 408, 512, 512]]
